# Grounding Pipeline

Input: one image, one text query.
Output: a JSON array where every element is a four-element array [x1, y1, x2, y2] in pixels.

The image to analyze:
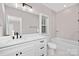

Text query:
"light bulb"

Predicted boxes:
[[64, 5, 66, 7], [15, 3, 18, 8]]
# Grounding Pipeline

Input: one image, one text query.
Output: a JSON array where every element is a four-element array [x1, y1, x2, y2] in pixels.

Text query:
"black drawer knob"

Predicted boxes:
[[41, 54, 44, 56], [20, 36, 22, 38], [20, 52, 22, 55], [40, 40, 44, 43], [12, 36, 15, 39], [40, 47, 44, 49], [16, 54, 18, 56], [78, 40, 79, 42]]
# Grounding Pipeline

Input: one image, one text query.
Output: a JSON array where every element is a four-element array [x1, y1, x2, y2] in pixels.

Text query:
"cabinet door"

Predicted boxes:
[[21, 45, 35, 56], [18, 39, 47, 56], [0, 42, 35, 56], [3, 49, 18, 56], [21, 44, 35, 56], [16, 41, 36, 56], [0, 38, 47, 56], [0, 45, 19, 56]]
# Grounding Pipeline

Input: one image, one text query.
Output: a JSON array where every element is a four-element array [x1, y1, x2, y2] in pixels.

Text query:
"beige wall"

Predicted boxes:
[[56, 4, 79, 41]]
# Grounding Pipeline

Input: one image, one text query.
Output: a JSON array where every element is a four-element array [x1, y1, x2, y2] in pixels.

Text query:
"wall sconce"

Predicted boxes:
[[22, 3, 32, 8], [22, 3, 33, 12]]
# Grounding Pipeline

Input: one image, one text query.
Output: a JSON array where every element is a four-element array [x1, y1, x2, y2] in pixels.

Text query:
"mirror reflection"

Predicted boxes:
[[6, 15, 22, 36], [0, 3, 48, 37]]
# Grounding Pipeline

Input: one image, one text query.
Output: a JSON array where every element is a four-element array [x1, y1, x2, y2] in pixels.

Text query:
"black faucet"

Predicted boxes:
[[15, 32, 19, 39], [12, 32, 22, 39], [78, 40, 79, 42]]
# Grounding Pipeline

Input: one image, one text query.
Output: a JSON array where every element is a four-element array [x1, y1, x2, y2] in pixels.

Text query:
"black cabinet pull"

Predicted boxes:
[[40, 47, 44, 49], [20, 36, 22, 38], [12, 36, 15, 39], [16, 32, 19, 39], [20, 52, 22, 55], [78, 19, 79, 22], [78, 40, 79, 42], [16, 54, 18, 56], [14, 32, 19, 39], [41, 54, 44, 56], [40, 40, 44, 43]]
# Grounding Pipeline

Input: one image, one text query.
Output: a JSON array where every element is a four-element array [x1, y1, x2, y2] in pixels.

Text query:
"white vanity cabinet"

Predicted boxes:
[[0, 44, 19, 56], [0, 37, 47, 56], [35, 38, 47, 56]]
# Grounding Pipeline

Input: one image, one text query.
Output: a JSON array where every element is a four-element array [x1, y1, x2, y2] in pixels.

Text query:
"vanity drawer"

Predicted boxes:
[[0, 41, 36, 56], [40, 47, 47, 56], [0, 38, 47, 56], [38, 38, 47, 45], [39, 44, 47, 55], [35, 46, 47, 56], [0, 45, 19, 56]]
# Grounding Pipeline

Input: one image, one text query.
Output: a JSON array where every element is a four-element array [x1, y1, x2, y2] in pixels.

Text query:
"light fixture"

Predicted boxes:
[[15, 3, 18, 8], [22, 3, 33, 12], [22, 3, 32, 8], [64, 5, 67, 7]]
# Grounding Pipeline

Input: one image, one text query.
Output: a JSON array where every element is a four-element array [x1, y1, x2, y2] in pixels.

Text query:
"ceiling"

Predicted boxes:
[[43, 3, 76, 12]]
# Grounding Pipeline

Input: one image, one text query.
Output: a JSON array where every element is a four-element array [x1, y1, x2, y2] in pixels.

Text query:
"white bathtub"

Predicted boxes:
[[51, 37, 79, 56]]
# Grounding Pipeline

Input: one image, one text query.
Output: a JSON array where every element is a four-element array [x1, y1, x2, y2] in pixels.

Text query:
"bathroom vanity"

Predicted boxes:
[[0, 3, 49, 56], [0, 34, 48, 56]]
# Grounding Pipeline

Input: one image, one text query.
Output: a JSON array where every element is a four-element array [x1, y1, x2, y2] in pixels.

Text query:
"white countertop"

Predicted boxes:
[[0, 33, 47, 49]]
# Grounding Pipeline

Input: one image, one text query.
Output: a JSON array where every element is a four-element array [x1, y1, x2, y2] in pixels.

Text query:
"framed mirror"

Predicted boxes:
[[6, 15, 22, 36]]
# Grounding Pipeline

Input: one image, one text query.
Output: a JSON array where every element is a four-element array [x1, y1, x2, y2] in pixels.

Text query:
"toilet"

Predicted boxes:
[[48, 42, 56, 56]]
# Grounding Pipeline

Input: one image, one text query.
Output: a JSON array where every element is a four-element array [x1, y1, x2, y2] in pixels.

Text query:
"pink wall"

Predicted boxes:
[[56, 4, 79, 41], [29, 3, 56, 39]]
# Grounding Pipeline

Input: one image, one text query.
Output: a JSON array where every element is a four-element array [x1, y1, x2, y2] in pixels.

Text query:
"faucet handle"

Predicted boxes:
[[15, 32, 19, 39], [78, 40, 79, 42], [12, 36, 15, 39], [20, 35, 22, 38]]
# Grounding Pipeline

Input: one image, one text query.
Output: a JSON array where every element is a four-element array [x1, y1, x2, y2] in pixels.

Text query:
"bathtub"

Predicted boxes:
[[51, 37, 79, 56]]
